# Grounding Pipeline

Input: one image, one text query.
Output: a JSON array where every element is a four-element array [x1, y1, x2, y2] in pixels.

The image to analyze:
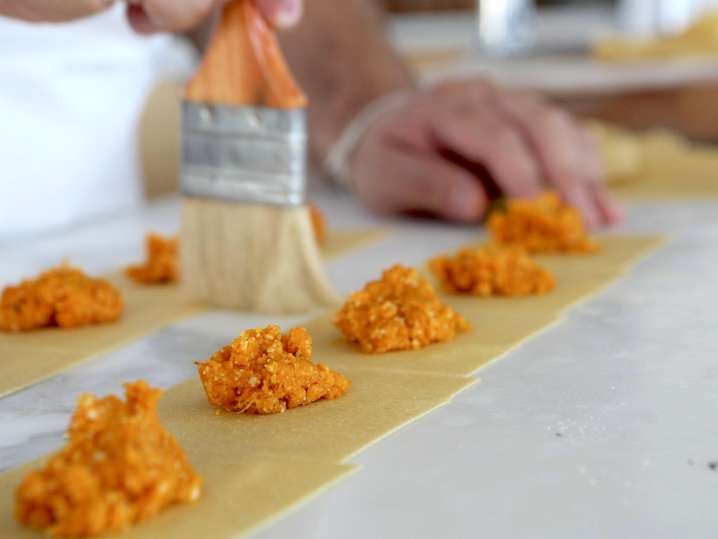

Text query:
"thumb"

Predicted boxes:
[[354, 148, 488, 222]]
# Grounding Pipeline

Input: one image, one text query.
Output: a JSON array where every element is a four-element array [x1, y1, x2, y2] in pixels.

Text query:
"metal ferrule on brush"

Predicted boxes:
[[181, 102, 307, 207]]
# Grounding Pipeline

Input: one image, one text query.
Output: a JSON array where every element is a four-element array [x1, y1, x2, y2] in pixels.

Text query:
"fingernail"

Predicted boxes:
[[567, 191, 598, 229], [273, 4, 301, 28], [583, 208, 599, 229], [448, 183, 480, 221], [605, 197, 625, 225], [591, 185, 625, 225]]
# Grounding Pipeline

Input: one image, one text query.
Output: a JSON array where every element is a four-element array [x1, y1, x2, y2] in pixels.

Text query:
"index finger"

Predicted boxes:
[[493, 93, 604, 227]]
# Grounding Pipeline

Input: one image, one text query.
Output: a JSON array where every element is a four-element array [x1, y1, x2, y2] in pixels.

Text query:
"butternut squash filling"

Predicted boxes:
[[430, 244, 556, 297], [0, 266, 123, 332], [335, 265, 469, 353], [125, 234, 179, 284], [309, 204, 326, 245], [15, 381, 201, 538], [488, 192, 599, 254], [196, 325, 350, 415]]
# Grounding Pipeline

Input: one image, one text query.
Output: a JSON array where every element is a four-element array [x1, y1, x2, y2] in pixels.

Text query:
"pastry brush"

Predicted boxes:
[[180, 0, 339, 313]]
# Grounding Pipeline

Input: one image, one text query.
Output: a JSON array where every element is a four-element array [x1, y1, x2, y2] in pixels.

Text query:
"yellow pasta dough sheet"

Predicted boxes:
[[0, 229, 390, 399], [312, 235, 665, 377], [535, 235, 666, 281], [0, 234, 664, 538], [610, 145, 718, 200], [160, 367, 476, 463], [0, 456, 356, 539], [0, 274, 201, 399], [321, 228, 392, 260], [590, 121, 718, 199], [592, 13, 718, 62], [304, 311, 558, 379], [0, 367, 472, 539]]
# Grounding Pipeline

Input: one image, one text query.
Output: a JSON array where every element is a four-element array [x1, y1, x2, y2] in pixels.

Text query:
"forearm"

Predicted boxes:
[[278, 0, 414, 163], [0, 0, 114, 23]]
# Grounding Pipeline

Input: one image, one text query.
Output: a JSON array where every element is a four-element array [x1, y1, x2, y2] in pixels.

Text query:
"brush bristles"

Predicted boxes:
[[180, 199, 340, 314]]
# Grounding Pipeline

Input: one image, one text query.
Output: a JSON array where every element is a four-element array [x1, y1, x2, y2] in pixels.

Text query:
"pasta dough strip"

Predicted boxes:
[[311, 235, 666, 377], [0, 229, 390, 398], [0, 457, 357, 539], [0, 234, 665, 539], [0, 367, 475, 538]]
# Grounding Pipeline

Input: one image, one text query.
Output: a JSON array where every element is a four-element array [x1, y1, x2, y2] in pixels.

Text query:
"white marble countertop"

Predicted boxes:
[[2, 189, 718, 538]]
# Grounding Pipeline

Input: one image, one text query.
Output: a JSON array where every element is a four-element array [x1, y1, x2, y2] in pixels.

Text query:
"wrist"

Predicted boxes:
[[323, 89, 415, 189], [312, 74, 414, 162]]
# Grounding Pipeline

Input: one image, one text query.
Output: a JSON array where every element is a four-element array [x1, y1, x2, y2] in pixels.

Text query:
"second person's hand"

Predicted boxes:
[[348, 80, 623, 228]]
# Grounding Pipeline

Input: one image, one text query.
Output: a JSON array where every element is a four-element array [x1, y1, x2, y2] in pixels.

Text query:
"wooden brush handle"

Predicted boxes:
[[185, 0, 307, 109]]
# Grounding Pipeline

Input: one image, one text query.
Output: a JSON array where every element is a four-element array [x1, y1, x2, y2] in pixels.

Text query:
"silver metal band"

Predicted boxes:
[[181, 101, 307, 207]]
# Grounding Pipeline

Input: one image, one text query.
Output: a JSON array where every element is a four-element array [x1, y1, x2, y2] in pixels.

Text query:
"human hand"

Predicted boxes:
[[126, 0, 302, 34], [348, 80, 623, 228], [0, 0, 115, 22]]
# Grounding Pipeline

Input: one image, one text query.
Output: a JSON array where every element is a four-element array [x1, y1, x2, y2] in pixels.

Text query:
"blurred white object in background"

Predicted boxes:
[[477, 0, 535, 55], [619, 0, 718, 37], [0, 5, 194, 244]]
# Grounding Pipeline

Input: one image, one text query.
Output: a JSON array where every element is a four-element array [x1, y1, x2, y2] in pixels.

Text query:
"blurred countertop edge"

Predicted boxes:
[[389, 4, 718, 96], [388, 4, 617, 54]]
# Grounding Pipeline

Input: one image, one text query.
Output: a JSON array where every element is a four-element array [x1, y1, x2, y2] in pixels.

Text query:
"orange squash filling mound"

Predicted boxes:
[[125, 234, 179, 285], [334, 265, 470, 354], [309, 204, 326, 245], [196, 324, 350, 415], [15, 381, 201, 539], [430, 244, 556, 297], [126, 212, 322, 286], [0, 266, 123, 332], [488, 192, 599, 254]]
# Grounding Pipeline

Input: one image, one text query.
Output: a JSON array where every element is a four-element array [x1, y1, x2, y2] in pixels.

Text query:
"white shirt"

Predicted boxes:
[[0, 5, 194, 244]]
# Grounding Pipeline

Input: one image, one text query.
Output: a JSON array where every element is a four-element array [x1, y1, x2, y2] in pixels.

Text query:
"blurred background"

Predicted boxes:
[[111, 1, 711, 205], [4, 0, 718, 241], [389, 2, 718, 117], [384, 0, 605, 12], [141, 0, 718, 198]]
